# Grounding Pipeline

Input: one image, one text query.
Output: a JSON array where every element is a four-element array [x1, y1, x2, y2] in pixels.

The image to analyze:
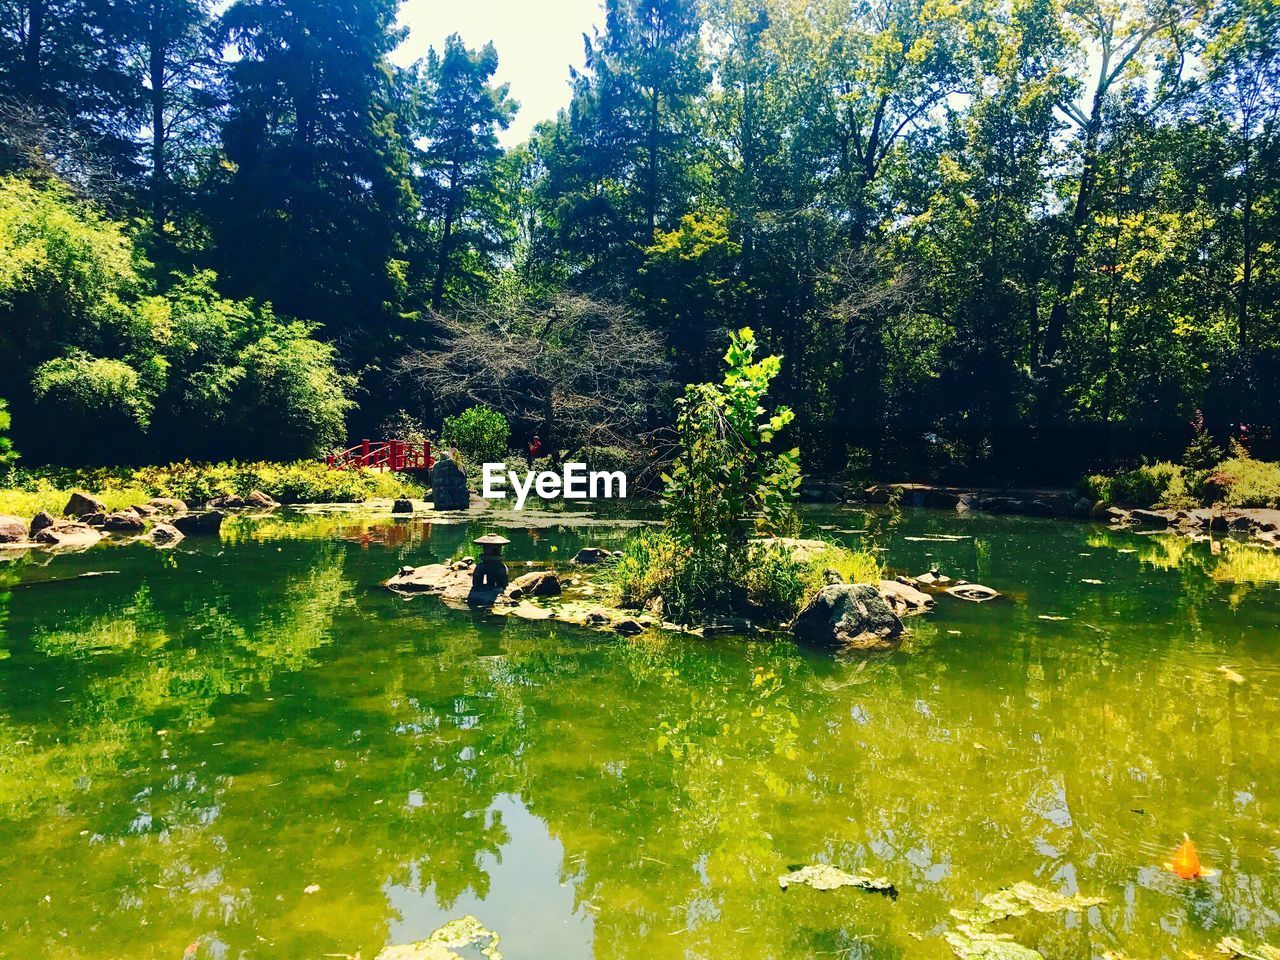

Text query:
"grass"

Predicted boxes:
[[0, 460, 425, 517], [607, 528, 882, 625]]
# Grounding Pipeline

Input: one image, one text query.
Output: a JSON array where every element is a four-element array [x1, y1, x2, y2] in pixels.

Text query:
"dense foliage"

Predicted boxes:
[[0, 178, 351, 462], [2, 0, 1279, 478], [0, 460, 422, 515], [440, 404, 510, 466]]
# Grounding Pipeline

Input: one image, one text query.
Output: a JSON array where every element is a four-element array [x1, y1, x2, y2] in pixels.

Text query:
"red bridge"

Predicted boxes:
[[328, 439, 434, 473]]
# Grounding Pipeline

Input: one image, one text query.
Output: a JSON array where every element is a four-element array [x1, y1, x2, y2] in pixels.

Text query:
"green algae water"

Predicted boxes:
[[1, 506, 1279, 959]]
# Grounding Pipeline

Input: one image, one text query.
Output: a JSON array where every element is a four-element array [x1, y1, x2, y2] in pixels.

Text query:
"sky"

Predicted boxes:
[[393, 0, 604, 146]]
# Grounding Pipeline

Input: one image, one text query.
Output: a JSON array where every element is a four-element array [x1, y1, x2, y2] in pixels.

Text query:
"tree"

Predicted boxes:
[[396, 291, 671, 454], [1038, 0, 1202, 366], [414, 35, 517, 309], [214, 0, 412, 355], [661, 326, 800, 613], [124, 0, 222, 235]]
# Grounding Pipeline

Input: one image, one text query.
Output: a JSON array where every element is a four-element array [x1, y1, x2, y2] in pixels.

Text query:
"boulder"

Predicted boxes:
[[147, 498, 187, 516], [861, 485, 895, 504], [430, 457, 471, 511], [572, 546, 613, 565], [916, 569, 952, 586], [130, 503, 160, 517], [171, 510, 224, 536], [79, 512, 106, 527], [64, 491, 107, 517], [613, 618, 645, 636], [1129, 509, 1171, 528], [29, 511, 55, 535], [1104, 507, 1131, 525], [0, 515, 27, 543], [102, 511, 146, 533], [246, 489, 280, 509], [789, 583, 904, 651], [147, 522, 184, 547], [878, 579, 934, 616], [510, 571, 562, 597], [392, 498, 414, 514], [33, 520, 102, 548], [206, 494, 247, 510]]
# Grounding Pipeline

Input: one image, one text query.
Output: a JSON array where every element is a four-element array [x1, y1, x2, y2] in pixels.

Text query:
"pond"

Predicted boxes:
[[1, 505, 1279, 959]]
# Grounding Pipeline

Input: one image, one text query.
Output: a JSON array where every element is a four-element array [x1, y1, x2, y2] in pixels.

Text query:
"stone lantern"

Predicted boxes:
[[472, 533, 511, 592]]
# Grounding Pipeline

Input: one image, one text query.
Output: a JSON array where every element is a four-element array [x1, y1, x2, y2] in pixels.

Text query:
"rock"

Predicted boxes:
[[1210, 513, 1230, 532], [33, 520, 102, 548], [1105, 507, 1131, 525], [206, 494, 247, 509], [449, 557, 474, 571], [916, 569, 952, 586], [510, 571, 562, 597], [79, 512, 106, 527], [392, 498, 414, 514], [171, 510, 224, 536], [613, 618, 644, 636], [130, 503, 159, 517], [29, 511, 55, 535], [147, 522, 184, 547], [572, 546, 613, 565], [1229, 514, 1255, 532], [0, 515, 27, 543], [789, 583, 904, 651], [1130, 509, 1171, 528], [945, 583, 1001, 602], [64, 491, 107, 517], [246, 489, 279, 509], [878, 579, 935, 616], [430, 456, 470, 511], [102, 511, 146, 533], [147, 497, 187, 515]]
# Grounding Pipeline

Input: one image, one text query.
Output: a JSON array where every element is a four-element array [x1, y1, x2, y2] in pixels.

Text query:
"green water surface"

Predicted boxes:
[[1, 505, 1278, 959]]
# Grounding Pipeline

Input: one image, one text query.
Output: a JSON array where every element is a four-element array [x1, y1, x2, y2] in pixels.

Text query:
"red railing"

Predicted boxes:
[[328, 439, 434, 472]]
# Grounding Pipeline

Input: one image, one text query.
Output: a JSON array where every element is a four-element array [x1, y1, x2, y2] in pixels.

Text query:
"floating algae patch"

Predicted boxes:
[[375, 916, 502, 960], [778, 864, 896, 897], [944, 882, 1106, 959]]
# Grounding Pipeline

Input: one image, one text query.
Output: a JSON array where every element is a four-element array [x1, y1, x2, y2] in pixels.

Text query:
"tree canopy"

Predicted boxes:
[[1, 0, 1277, 477]]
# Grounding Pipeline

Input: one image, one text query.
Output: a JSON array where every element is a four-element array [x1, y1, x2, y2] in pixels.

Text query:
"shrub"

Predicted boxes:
[[441, 405, 510, 466], [0, 460, 423, 515], [1105, 461, 1189, 508], [1204, 456, 1280, 508], [608, 529, 685, 610], [745, 540, 882, 622], [1079, 473, 1112, 503], [0, 398, 14, 471]]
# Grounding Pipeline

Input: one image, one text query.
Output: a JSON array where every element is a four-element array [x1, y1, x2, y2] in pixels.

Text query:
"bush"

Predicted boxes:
[[608, 530, 881, 626], [0, 460, 423, 515], [1104, 461, 1192, 509], [745, 540, 882, 622], [441, 405, 510, 466], [1204, 456, 1280, 508], [0, 398, 15, 470]]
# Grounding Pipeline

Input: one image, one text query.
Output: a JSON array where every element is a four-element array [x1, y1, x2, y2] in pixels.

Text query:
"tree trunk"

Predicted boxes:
[[1237, 124, 1253, 354], [149, 0, 168, 233], [1040, 85, 1105, 366], [646, 87, 660, 241], [21, 0, 45, 96], [431, 160, 462, 309]]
